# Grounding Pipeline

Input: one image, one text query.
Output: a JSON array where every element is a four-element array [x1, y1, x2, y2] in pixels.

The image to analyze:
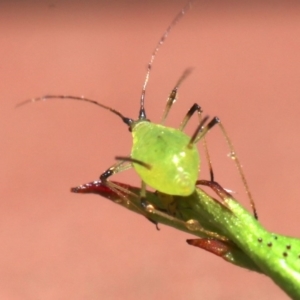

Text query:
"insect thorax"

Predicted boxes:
[[131, 121, 200, 196]]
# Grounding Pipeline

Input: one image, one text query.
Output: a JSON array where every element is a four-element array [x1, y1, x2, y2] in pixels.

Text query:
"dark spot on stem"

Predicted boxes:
[[267, 242, 272, 247], [283, 252, 288, 257], [286, 245, 291, 250], [257, 238, 263, 243]]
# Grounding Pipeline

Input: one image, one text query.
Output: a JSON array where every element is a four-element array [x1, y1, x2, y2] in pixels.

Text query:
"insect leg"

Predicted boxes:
[[178, 103, 202, 131], [114, 157, 188, 228], [115, 156, 152, 170], [160, 69, 193, 125], [178, 103, 215, 181], [196, 179, 240, 215], [99, 160, 156, 221], [113, 157, 161, 228], [197, 179, 234, 206], [191, 117, 258, 219], [99, 160, 136, 201]]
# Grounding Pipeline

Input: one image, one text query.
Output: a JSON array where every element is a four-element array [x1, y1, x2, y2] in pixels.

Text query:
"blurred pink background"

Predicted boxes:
[[1, 0, 300, 299]]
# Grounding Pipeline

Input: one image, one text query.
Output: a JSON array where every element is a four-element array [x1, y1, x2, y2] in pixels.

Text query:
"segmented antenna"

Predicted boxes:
[[17, 95, 133, 126], [139, 0, 194, 120]]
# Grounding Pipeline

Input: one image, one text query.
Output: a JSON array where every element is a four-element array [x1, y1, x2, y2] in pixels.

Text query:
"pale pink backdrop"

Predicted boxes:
[[1, 0, 300, 299]]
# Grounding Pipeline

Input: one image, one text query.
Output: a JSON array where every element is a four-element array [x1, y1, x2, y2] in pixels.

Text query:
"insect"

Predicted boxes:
[[18, 0, 257, 222]]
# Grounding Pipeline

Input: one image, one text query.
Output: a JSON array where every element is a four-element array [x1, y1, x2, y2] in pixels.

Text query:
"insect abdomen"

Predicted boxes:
[[131, 122, 200, 196]]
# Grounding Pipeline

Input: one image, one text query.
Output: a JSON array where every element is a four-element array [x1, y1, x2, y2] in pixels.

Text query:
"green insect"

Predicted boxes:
[[19, 1, 257, 222], [17, 1, 300, 297]]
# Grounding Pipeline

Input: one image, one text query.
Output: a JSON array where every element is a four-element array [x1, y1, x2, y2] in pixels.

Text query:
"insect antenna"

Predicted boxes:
[[17, 95, 133, 126], [139, 0, 194, 120]]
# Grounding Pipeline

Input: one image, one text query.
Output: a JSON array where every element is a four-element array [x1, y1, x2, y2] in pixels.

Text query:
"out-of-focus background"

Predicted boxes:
[[1, 0, 300, 299]]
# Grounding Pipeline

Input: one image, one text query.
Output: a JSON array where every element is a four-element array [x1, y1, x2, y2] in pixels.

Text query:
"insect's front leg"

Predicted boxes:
[[100, 161, 160, 229], [99, 160, 134, 203]]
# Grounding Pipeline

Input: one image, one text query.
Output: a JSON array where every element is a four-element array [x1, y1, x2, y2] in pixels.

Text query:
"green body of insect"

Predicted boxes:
[[131, 122, 199, 196]]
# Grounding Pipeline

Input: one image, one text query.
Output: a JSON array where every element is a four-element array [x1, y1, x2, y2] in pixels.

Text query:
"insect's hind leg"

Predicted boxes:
[[196, 179, 234, 209], [191, 117, 258, 220]]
